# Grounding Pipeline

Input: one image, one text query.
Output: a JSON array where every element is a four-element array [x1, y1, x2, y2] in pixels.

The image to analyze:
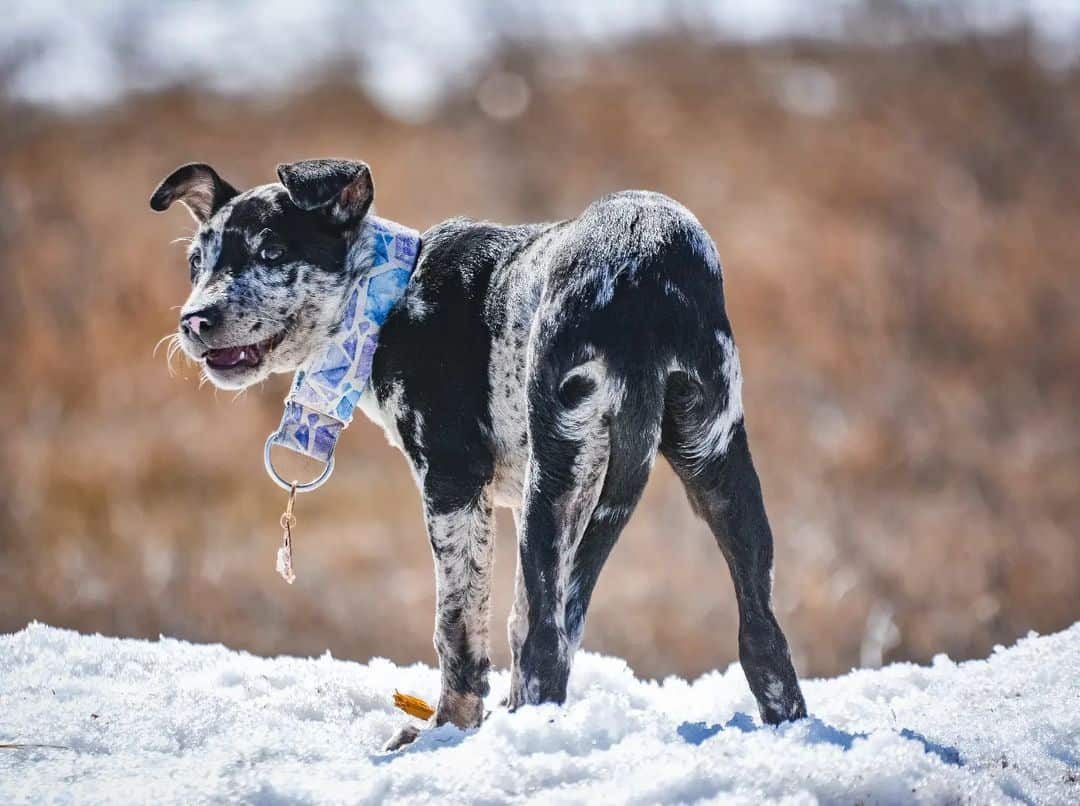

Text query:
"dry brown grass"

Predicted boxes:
[[1, 34, 1077, 679]]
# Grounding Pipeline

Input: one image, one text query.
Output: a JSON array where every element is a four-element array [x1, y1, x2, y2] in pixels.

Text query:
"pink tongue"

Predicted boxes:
[[206, 345, 260, 369]]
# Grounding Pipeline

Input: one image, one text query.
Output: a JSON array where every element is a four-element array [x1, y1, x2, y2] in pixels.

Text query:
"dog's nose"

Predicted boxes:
[[181, 307, 219, 338]]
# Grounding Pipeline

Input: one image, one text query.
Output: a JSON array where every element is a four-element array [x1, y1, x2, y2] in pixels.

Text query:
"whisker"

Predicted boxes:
[[166, 339, 186, 377], [152, 332, 175, 357], [153, 332, 187, 378]]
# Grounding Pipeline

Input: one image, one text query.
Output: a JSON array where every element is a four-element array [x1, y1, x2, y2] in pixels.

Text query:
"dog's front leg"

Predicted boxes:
[[385, 485, 495, 751]]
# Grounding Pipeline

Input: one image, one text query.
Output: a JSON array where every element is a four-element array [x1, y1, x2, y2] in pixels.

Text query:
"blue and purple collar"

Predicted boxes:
[[264, 215, 420, 491]]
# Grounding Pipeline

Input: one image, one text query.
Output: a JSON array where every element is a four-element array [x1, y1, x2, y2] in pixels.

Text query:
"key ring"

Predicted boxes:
[[264, 433, 335, 493], [280, 481, 298, 530]]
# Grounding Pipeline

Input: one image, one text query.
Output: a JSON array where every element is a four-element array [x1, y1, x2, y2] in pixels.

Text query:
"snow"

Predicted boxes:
[[2, 623, 1078, 804], [4, 1, 1080, 119]]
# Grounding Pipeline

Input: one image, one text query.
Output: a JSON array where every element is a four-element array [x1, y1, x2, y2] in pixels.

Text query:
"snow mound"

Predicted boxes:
[[2, 623, 1078, 804]]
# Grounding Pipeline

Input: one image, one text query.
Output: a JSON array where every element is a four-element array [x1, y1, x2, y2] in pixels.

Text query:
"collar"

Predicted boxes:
[[267, 215, 420, 474]]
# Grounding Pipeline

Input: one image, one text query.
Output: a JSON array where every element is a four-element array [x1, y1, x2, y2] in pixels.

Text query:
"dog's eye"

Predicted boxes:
[[188, 251, 202, 281], [260, 243, 284, 262]]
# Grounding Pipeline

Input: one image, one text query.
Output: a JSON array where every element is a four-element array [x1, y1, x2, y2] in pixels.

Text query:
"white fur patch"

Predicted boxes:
[[404, 293, 429, 320], [765, 674, 787, 713], [683, 331, 744, 472]]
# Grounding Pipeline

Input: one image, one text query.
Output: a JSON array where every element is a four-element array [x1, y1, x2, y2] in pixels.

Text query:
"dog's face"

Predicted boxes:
[[150, 160, 374, 389]]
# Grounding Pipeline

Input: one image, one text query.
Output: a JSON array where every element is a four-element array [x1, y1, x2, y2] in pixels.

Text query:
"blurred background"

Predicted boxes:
[[1, 0, 1078, 681]]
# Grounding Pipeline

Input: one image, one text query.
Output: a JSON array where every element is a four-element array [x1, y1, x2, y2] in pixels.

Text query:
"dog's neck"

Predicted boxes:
[[270, 215, 421, 463]]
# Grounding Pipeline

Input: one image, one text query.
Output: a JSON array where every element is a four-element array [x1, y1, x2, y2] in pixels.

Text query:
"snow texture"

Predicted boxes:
[[2, 622, 1078, 804]]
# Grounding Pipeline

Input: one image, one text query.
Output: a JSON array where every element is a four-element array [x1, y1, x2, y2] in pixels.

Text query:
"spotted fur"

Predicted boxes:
[[152, 160, 808, 749]]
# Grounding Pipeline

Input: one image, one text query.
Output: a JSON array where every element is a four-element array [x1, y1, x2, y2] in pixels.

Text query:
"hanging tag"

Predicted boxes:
[[276, 482, 298, 584]]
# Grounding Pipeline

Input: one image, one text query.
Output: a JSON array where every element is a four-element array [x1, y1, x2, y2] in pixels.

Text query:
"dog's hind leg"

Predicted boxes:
[[508, 354, 620, 708], [661, 334, 807, 725], [506, 375, 662, 707], [506, 509, 528, 707], [560, 378, 664, 656]]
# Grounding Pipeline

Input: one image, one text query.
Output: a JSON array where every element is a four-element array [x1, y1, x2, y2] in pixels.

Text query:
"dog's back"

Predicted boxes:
[[372, 190, 732, 510]]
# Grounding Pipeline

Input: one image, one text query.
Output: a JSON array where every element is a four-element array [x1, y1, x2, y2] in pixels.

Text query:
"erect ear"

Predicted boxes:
[[276, 159, 374, 226], [149, 163, 238, 224]]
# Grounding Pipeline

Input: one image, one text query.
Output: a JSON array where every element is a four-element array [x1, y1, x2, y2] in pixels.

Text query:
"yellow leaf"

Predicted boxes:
[[392, 690, 435, 721]]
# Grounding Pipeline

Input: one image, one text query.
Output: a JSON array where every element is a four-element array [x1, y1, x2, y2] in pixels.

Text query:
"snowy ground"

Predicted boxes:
[[2, 623, 1078, 804]]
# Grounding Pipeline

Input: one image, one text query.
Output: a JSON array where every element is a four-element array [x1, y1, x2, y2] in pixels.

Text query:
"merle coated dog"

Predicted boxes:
[[151, 159, 808, 748]]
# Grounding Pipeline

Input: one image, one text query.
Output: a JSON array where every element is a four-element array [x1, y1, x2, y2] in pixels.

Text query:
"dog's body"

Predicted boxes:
[[152, 159, 807, 749]]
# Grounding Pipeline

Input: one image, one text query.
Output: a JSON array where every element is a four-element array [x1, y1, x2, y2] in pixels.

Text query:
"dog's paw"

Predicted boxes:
[[383, 691, 487, 752], [757, 676, 808, 725], [500, 689, 525, 711], [383, 723, 424, 752], [436, 690, 485, 728]]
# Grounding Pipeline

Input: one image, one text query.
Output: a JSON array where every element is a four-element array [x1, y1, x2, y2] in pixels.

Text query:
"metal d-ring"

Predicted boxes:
[[263, 433, 335, 493]]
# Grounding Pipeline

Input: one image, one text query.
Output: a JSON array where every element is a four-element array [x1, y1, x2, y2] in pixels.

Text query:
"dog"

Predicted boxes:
[[151, 158, 808, 748]]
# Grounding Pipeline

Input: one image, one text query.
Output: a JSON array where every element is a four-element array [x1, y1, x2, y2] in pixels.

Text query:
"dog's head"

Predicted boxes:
[[150, 159, 375, 389]]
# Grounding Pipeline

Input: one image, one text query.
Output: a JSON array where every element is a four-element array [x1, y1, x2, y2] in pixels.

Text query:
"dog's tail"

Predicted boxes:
[[660, 325, 744, 478]]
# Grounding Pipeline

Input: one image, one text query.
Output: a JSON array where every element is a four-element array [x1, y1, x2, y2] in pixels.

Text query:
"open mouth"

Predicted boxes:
[[203, 331, 285, 371]]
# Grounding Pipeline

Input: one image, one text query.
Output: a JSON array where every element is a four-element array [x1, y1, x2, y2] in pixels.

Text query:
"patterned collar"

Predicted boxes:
[[268, 215, 420, 475]]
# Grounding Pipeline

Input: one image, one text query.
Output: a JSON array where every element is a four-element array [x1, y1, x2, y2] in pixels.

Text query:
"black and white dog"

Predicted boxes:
[[151, 159, 807, 748]]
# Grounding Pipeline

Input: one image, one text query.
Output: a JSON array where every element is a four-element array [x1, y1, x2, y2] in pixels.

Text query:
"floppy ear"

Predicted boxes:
[[276, 159, 374, 226], [149, 163, 238, 223]]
